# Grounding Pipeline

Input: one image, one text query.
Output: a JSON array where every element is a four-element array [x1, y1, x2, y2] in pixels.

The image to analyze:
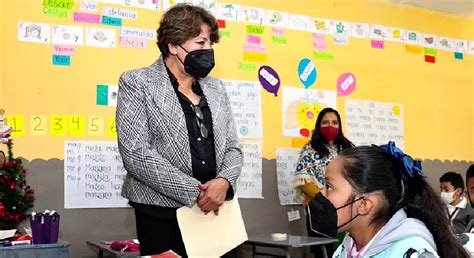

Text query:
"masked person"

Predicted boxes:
[[116, 4, 243, 256], [439, 172, 474, 234], [311, 142, 469, 257], [293, 107, 354, 256]]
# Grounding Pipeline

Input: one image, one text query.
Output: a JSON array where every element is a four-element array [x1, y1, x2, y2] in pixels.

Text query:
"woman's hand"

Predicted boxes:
[[197, 178, 230, 215]]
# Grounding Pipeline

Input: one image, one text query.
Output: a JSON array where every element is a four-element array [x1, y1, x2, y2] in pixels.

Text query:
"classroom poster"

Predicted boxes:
[[282, 86, 337, 137], [236, 140, 263, 199], [64, 141, 128, 208], [276, 148, 302, 205], [222, 80, 262, 139], [345, 99, 405, 149]]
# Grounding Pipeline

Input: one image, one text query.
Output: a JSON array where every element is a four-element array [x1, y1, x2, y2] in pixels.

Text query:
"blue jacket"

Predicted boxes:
[[333, 209, 439, 257]]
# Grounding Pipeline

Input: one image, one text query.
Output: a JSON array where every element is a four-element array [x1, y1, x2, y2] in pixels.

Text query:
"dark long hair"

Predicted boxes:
[[338, 146, 469, 257], [310, 108, 353, 157]]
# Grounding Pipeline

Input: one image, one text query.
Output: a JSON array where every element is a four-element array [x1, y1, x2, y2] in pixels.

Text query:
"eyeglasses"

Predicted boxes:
[[190, 104, 208, 139]]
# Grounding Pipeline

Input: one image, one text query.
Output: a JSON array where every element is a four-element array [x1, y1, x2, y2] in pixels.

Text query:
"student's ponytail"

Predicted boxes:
[[402, 176, 469, 257], [339, 142, 469, 258]]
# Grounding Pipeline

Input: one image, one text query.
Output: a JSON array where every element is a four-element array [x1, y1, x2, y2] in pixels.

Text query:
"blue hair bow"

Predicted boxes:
[[378, 141, 425, 178]]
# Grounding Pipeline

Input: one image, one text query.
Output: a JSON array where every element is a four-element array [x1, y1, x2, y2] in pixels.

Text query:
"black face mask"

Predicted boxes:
[[306, 192, 363, 238], [177, 45, 215, 78]]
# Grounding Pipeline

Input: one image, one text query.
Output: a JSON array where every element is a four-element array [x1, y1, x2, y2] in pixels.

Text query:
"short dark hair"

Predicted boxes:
[[440, 171, 464, 191], [156, 4, 220, 58], [466, 164, 474, 180]]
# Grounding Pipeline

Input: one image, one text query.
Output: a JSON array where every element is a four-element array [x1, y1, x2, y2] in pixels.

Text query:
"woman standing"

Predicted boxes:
[[116, 4, 242, 256]]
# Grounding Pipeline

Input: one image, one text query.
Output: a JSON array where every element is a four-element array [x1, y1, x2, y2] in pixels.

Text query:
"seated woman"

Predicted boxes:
[[308, 141, 469, 257]]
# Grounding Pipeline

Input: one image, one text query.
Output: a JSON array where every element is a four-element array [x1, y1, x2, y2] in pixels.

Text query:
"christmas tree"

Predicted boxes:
[[0, 109, 35, 230]]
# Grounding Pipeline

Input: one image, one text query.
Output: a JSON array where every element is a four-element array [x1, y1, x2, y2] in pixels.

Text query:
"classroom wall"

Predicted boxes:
[[1, 0, 473, 257]]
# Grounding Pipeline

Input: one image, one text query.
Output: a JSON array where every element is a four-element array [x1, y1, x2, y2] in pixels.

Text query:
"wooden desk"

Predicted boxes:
[[0, 239, 69, 258], [245, 233, 337, 258], [86, 241, 140, 258]]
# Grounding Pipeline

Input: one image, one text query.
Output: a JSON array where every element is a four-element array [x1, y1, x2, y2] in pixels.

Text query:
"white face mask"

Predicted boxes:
[[440, 191, 456, 205]]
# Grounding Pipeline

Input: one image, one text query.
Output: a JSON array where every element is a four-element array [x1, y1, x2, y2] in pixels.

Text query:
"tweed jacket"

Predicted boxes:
[[116, 56, 243, 208]]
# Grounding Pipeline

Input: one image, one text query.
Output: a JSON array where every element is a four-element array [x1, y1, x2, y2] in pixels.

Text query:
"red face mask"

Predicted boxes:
[[320, 126, 339, 142]]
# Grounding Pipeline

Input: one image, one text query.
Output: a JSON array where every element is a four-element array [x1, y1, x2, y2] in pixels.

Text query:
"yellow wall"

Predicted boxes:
[[1, 0, 473, 161], [0, 4, 4, 108]]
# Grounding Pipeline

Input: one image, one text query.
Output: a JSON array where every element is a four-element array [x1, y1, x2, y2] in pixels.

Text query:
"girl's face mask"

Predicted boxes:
[[307, 192, 363, 238]]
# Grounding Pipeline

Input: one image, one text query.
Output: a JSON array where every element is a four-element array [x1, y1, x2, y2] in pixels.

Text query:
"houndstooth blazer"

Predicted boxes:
[[116, 56, 243, 208]]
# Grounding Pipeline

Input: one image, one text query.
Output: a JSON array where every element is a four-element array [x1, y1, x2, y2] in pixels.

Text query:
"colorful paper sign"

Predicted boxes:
[[313, 51, 333, 60], [52, 55, 71, 66], [247, 35, 261, 44], [337, 73, 356, 96], [102, 16, 122, 26], [405, 45, 423, 54], [238, 62, 257, 72], [53, 45, 76, 55], [119, 36, 148, 48], [272, 36, 287, 44], [258, 65, 280, 96], [424, 55, 435, 63], [246, 25, 265, 35], [243, 52, 267, 62], [243, 43, 266, 53], [297, 58, 317, 89], [371, 40, 384, 49], [73, 12, 101, 24]]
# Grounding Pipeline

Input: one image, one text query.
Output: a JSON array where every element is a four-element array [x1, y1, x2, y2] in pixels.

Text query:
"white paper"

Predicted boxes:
[[287, 14, 310, 32], [287, 210, 300, 222], [351, 23, 370, 38], [0, 229, 16, 240], [454, 39, 468, 53], [64, 141, 129, 208], [264, 10, 288, 28], [119, 26, 156, 40], [177, 198, 248, 257], [332, 20, 351, 38], [103, 6, 138, 20], [405, 30, 421, 46], [370, 24, 388, 40], [192, 0, 217, 15], [85, 27, 116, 48], [437, 37, 454, 51], [52, 25, 84, 46], [222, 80, 262, 139], [18, 22, 51, 44], [387, 27, 405, 42], [467, 41, 474, 55], [99, 0, 160, 11], [276, 148, 302, 205], [216, 3, 243, 21], [422, 33, 438, 48], [282, 87, 337, 137], [236, 141, 263, 199], [311, 18, 334, 34], [345, 99, 404, 149], [80, 0, 98, 12], [241, 6, 264, 25]]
